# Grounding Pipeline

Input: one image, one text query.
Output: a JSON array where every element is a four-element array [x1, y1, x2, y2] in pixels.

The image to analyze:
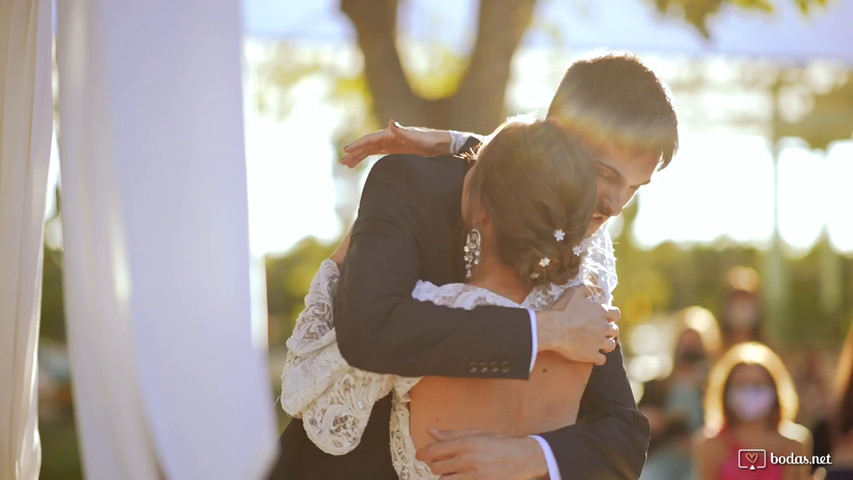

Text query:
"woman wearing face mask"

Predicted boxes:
[[721, 266, 764, 349], [823, 323, 853, 479], [694, 342, 812, 480], [640, 307, 721, 480]]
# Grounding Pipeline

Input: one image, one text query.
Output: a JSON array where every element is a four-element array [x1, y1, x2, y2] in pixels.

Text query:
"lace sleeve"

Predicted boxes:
[[280, 259, 396, 455], [280, 259, 344, 415]]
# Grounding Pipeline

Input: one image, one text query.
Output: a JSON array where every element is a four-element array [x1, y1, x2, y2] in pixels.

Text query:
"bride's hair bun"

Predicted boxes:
[[466, 118, 596, 286]]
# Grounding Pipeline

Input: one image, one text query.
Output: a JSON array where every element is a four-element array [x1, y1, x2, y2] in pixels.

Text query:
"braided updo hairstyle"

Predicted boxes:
[[465, 118, 597, 287]]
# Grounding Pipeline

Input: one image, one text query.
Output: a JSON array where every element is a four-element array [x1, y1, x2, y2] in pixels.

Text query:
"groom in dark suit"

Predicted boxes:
[[269, 53, 679, 479]]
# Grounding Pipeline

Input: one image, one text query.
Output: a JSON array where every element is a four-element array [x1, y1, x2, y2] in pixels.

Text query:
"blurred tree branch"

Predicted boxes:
[[341, 0, 829, 131], [341, 0, 536, 131]]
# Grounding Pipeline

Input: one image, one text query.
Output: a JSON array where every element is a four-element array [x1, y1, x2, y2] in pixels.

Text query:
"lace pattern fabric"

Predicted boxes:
[[525, 228, 616, 309], [280, 259, 396, 454], [279, 227, 618, 474]]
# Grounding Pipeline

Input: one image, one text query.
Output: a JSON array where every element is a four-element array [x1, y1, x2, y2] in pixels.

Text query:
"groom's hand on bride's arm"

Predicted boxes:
[[340, 119, 454, 167], [417, 429, 549, 480], [536, 286, 620, 366]]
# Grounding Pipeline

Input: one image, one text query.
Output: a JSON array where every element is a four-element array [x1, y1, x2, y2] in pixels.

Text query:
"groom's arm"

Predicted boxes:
[[538, 344, 649, 479], [335, 154, 536, 379], [419, 345, 648, 480]]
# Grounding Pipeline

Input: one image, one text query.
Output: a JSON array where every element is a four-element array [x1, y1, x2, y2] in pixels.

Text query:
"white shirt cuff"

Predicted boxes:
[[449, 132, 487, 154], [529, 435, 562, 480], [527, 308, 538, 373], [449, 131, 468, 155]]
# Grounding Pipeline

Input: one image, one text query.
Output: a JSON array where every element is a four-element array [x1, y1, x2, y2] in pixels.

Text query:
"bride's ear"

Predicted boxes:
[[463, 201, 489, 231], [473, 205, 490, 229]]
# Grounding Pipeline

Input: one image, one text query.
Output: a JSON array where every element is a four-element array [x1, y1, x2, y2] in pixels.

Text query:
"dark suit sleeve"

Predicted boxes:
[[335, 155, 534, 379], [539, 344, 650, 479]]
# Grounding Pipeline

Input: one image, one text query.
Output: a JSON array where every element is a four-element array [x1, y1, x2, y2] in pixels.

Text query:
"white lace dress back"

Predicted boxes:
[[279, 227, 618, 477]]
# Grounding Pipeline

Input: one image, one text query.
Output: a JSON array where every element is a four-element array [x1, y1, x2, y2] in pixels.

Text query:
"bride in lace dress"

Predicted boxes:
[[280, 118, 616, 479]]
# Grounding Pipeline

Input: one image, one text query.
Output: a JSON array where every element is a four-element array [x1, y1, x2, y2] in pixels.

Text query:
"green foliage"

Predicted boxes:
[[612, 205, 851, 346], [793, 0, 830, 14], [40, 246, 66, 342], [39, 412, 83, 480], [41, 187, 66, 342], [776, 72, 853, 149], [261, 217, 852, 351], [265, 237, 337, 348], [251, 42, 329, 118], [249, 40, 378, 229], [649, 0, 828, 37]]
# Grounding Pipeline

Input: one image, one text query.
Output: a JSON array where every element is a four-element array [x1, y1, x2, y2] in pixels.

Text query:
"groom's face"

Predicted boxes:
[[583, 137, 661, 236]]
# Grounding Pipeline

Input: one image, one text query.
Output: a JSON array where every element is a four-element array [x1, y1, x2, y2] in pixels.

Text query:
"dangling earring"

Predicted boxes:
[[463, 227, 481, 279]]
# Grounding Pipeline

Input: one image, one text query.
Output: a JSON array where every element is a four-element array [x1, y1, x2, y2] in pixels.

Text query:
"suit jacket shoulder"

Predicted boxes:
[[362, 154, 469, 217], [359, 154, 469, 283]]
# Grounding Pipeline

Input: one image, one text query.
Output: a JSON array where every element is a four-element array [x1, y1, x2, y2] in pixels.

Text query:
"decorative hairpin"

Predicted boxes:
[[553, 229, 565, 242], [529, 272, 540, 280], [539, 257, 551, 268], [572, 244, 584, 256]]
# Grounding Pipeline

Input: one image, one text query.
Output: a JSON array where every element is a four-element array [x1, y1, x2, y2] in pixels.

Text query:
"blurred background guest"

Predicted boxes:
[[795, 348, 833, 477], [823, 324, 853, 480], [720, 267, 764, 349], [640, 306, 721, 480], [695, 342, 811, 480]]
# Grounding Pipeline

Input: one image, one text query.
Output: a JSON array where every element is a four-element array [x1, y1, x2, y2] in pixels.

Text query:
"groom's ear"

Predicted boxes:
[[545, 114, 566, 128]]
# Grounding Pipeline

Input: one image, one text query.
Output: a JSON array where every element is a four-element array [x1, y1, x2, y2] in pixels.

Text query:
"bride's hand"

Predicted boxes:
[[340, 119, 453, 168]]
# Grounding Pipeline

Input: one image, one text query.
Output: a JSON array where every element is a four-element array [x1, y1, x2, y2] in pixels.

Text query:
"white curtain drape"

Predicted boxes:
[[55, 0, 278, 478], [0, 0, 53, 477]]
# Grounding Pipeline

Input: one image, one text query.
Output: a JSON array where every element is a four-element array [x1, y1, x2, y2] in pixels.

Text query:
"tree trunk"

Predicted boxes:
[[341, 0, 536, 132]]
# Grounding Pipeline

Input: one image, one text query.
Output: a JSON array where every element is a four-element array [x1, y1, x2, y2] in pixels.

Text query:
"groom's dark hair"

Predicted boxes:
[[547, 53, 679, 169]]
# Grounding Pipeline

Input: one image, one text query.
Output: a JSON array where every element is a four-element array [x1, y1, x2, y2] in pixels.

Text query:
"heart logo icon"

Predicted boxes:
[[745, 452, 759, 464]]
